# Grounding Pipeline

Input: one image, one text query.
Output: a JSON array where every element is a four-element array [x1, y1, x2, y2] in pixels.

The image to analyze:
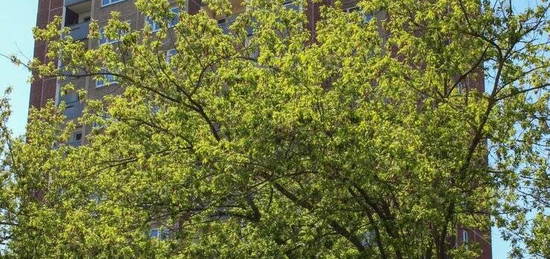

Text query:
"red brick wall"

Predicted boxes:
[[29, 0, 63, 109], [457, 227, 492, 259], [188, 0, 202, 15], [29, 2, 492, 257], [305, 2, 491, 258]]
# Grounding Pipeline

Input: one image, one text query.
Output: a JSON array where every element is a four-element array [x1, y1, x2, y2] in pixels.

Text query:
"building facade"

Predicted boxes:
[[30, 0, 491, 257]]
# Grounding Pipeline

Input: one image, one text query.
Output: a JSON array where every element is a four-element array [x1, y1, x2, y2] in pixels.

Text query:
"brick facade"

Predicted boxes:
[[30, 0, 64, 108], [30, 1, 492, 257]]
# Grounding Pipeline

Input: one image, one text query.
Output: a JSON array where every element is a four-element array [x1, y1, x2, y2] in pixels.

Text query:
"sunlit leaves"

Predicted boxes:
[[1, 0, 549, 257]]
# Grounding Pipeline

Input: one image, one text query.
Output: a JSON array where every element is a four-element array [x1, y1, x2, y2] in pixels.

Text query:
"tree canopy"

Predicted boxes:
[[1, 0, 550, 257]]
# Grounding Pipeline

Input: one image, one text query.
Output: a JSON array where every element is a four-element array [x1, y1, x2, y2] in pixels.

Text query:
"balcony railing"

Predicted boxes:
[[63, 91, 83, 120], [65, 0, 91, 6], [64, 102, 83, 120], [69, 21, 90, 41], [218, 16, 236, 34]]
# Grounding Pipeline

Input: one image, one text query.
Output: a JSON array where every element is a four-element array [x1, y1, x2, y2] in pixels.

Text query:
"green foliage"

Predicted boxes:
[[1, 0, 549, 257]]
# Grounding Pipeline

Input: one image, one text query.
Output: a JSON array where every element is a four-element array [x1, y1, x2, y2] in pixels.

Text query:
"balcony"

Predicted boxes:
[[64, 0, 91, 40], [69, 21, 90, 41], [68, 131, 83, 147], [62, 93, 83, 120], [218, 16, 236, 34], [65, 0, 91, 6], [64, 101, 83, 120]]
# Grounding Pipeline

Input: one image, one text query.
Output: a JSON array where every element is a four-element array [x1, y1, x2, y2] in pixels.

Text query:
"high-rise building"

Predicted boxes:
[[30, 0, 491, 257]]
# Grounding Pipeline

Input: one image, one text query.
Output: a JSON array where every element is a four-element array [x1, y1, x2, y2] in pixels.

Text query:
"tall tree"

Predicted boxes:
[[1, 0, 549, 257]]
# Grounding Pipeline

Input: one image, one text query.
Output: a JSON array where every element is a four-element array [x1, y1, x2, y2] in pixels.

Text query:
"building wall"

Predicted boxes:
[[30, 1, 491, 257], [30, 0, 64, 109]]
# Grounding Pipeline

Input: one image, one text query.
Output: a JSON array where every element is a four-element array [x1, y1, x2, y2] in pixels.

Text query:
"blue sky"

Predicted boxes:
[[0, 1, 539, 258], [0, 2, 37, 136]]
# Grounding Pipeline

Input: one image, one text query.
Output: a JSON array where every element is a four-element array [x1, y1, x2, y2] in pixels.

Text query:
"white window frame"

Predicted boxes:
[[69, 130, 83, 147], [145, 7, 181, 32], [283, 0, 302, 11], [92, 113, 112, 130], [101, 0, 126, 8], [145, 16, 161, 32], [149, 227, 169, 239], [150, 228, 160, 238], [99, 27, 121, 45], [63, 92, 79, 108], [345, 6, 360, 13], [462, 230, 469, 243], [166, 49, 177, 62], [96, 71, 117, 88], [168, 7, 181, 28], [344, 6, 374, 23], [217, 15, 237, 34]]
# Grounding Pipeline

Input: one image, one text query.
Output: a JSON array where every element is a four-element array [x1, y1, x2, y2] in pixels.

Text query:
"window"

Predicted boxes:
[[456, 81, 468, 94], [69, 130, 83, 147], [99, 27, 120, 45], [145, 17, 161, 32], [150, 105, 161, 114], [96, 70, 117, 88], [360, 231, 375, 247], [149, 227, 170, 239], [145, 7, 181, 32], [62, 92, 83, 119], [218, 16, 236, 34], [92, 113, 111, 130], [168, 7, 180, 28], [345, 6, 360, 12], [63, 92, 79, 109], [102, 0, 126, 7], [98, 22, 130, 45], [345, 6, 373, 23], [283, 0, 301, 11], [462, 230, 469, 243], [150, 228, 159, 238], [166, 49, 177, 62]]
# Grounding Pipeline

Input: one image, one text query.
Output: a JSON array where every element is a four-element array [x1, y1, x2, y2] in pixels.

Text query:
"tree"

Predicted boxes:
[[0, 89, 16, 251], [1, 0, 549, 257]]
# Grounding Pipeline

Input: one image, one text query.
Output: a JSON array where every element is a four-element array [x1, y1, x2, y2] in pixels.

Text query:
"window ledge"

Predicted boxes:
[[101, 0, 127, 8]]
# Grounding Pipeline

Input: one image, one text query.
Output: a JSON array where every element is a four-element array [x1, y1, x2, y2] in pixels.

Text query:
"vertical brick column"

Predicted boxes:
[[29, 0, 64, 109], [188, 0, 201, 15]]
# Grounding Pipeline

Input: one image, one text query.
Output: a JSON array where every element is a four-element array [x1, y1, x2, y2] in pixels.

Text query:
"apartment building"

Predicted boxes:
[[30, 0, 491, 257]]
